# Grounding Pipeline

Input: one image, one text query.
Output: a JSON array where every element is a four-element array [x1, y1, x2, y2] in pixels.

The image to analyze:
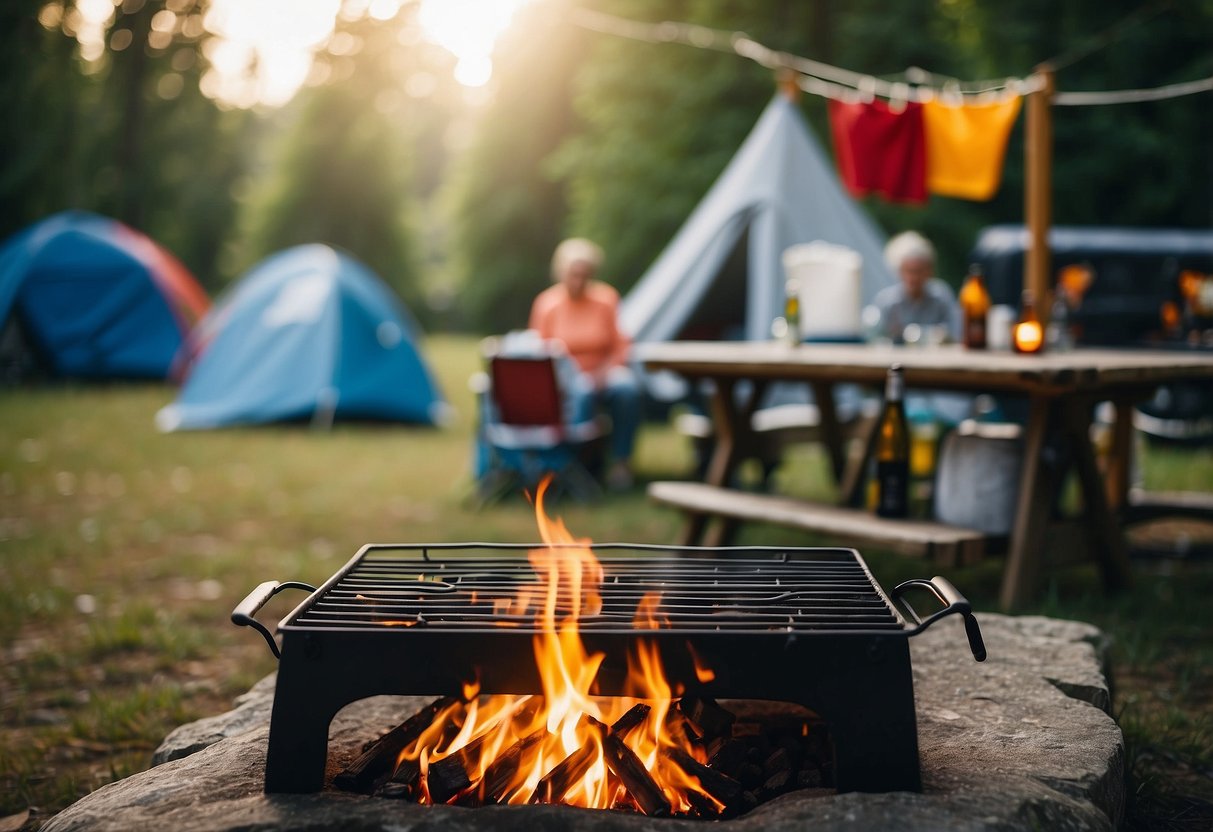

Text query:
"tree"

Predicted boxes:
[[0, 1, 90, 236], [239, 12, 423, 309], [1, 0, 255, 290], [440, 0, 590, 332]]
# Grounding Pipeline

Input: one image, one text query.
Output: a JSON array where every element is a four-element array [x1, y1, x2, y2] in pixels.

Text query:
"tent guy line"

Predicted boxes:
[[571, 7, 1213, 108]]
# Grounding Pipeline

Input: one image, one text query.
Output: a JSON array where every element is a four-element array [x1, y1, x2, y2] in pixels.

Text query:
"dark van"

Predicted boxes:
[[970, 224, 1213, 345], [969, 225, 1213, 442]]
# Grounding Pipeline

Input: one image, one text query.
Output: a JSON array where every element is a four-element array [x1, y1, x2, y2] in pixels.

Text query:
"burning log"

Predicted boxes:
[[677, 695, 735, 741], [334, 696, 456, 793], [665, 746, 743, 812], [602, 731, 671, 818], [426, 696, 543, 804], [482, 727, 548, 803], [426, 733, 485, 804], [531, 704, 651, 805]]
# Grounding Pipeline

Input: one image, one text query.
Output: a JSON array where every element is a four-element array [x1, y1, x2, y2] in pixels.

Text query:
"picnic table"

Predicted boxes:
[[639, 340, 1213, 609]]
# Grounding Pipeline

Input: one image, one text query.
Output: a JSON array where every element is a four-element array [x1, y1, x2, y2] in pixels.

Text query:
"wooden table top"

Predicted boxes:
[[637, 341, 1213, 395]]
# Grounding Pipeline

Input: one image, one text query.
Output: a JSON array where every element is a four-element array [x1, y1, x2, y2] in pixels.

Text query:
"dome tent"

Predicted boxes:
[[0, 211, 209, 380], [157, 244, 446, 431]]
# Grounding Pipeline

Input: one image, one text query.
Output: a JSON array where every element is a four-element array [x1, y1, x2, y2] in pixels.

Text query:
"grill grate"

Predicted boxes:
[[286, 544, 906, 634]]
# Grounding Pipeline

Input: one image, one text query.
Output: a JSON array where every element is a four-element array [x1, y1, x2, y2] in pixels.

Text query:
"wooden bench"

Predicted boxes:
[[675, 402, 876, 484], [1122, 488, 1213, 524], [648, 480, 998, 567]]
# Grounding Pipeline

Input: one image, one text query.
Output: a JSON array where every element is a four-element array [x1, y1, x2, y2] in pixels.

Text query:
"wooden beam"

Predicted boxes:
[[1026, 67, 1055, 325]]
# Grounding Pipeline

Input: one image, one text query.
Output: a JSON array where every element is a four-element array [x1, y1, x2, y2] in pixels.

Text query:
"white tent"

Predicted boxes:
[[620, 94, 896, 349]]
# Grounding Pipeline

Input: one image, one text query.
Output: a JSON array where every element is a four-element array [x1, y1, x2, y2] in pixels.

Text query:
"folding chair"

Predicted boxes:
[[473, 340, 608, 503]]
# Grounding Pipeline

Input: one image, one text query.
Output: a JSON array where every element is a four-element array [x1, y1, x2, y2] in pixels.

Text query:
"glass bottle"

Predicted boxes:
[[874, 364, 910, 518], [1013, 291, 1044, 354], [958, 264, 991, 349], [784, 279, 801, 347], [1046, 293, 1073, 351]]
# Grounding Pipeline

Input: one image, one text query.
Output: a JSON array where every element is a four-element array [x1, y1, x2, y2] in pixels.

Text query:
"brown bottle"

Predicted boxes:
[[874, 364, 910, 518], [958, 264, 991, 349]]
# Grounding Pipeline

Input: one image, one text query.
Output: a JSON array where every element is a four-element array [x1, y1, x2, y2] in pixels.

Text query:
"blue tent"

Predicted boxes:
[[0, 211, 209, 379], [156, 245, 446, 431]]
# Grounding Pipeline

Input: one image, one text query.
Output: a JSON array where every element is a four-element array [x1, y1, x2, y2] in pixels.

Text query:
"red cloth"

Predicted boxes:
[[828, 99, 928, 204]]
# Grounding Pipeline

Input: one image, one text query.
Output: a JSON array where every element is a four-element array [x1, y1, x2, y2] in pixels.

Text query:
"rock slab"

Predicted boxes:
[[45, 614, 1124, 831]]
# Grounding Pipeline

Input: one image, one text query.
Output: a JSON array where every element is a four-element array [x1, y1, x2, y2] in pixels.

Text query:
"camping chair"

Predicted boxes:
[[473, 339, 608, 504]]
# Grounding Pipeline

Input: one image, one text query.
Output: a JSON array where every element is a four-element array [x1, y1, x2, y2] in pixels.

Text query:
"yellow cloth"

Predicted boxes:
[[923, 96, 1022, 200]]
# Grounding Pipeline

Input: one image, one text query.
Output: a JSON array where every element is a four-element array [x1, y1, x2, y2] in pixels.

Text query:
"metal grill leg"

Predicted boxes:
[[798, 640, 922, 793], [263, 685, 335, 793]]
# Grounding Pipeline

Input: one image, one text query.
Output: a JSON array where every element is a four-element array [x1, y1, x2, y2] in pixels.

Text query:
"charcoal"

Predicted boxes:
[[373, 782, 412, 800], [761, 768, 791, 797], [762, 747, 791, 778], [796, 767, 823, 789], [707, 738, 747, 777], [677, 696, 735, 741], [737, 762, 764, 789], [777, 734, 804, 764]]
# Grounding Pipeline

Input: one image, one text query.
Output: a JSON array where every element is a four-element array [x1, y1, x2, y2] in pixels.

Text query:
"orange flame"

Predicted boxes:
[[394, 475, 718, 813]]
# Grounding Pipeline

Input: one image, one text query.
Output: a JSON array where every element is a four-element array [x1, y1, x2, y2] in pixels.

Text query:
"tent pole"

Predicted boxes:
[[1025, 66, 1055, 324]]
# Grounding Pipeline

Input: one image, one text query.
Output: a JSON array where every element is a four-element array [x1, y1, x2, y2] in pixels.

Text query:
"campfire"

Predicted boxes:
[[236, 484, 982, 801], [330, 477, 826, 817]]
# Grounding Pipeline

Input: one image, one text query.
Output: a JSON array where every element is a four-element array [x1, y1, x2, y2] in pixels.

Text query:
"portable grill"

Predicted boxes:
[[234, 543, 985, 796]]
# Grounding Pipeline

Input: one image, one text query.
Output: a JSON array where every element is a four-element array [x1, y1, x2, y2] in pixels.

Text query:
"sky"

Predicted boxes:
[[61, 0, 535, 108]]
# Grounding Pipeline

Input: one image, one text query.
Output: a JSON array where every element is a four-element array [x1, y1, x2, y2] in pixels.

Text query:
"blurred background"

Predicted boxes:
[[4, 0, 1211, 331]]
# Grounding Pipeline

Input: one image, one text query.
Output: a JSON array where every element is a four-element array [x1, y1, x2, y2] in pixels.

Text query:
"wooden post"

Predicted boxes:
[[777, 67, 801, 102], [1025, 67, 1055, 325]]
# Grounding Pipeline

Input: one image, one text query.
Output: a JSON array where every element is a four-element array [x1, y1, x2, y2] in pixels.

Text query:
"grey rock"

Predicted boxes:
[[152, 673, 278, 765], [48, 613, 1123, 832]]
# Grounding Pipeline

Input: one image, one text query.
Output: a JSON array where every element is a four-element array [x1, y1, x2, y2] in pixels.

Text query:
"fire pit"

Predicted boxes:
[[235, 531, 984, 814]]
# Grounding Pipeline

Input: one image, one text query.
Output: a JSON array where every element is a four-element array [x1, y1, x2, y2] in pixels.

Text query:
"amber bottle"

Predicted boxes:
[[1013, 291, 1044, 354], [874, 364, 910, 518], [959, 265, 991, 349]]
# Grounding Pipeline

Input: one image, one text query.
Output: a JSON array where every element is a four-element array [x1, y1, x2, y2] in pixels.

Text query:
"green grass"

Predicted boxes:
[[2, 333, 1212, 829]]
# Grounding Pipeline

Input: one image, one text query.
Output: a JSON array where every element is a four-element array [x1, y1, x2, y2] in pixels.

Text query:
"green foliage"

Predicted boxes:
[[549, 0, 780, 296], [238, 15, 421, 308], [440, 0, 589, 332], [0, 1, 88, 231], [0, 1, 254, 290]]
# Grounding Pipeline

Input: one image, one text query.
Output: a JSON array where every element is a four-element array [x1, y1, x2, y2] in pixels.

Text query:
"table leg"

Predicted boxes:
[[703, 378, 765, 488], [840, 413, 880, 508], [1000, 397, 1061, 611], [1062, 400, 1133, 593], [811, 381, 847, 484], [680, 378, 764, 546], [1104, 399, 1135, 514]]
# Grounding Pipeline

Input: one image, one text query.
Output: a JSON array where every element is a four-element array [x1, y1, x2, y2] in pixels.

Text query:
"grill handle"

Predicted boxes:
[[892, 576, 986, 662], [231, 580, 316, 659]]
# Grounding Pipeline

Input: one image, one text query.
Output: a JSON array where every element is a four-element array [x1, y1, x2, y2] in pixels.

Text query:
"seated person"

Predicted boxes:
[[872, 231, 961, 343], [529, 238, 640, 490], [872, 231, 970, 425]]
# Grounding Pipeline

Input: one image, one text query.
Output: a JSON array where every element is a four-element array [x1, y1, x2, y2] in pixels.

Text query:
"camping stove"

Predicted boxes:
[[234, 544, 986, 795]]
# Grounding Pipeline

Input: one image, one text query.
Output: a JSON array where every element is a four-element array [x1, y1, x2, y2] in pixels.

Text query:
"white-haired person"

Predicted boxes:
[[872, 231, 961, 344], [528, 238, 640, 490]]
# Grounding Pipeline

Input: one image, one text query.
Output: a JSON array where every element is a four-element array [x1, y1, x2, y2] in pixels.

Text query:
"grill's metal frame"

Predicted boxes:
[[234, 543, 985, 797]]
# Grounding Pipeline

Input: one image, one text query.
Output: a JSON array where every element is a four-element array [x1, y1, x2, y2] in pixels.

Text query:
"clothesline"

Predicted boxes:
[[571, 8, 1213, 108]]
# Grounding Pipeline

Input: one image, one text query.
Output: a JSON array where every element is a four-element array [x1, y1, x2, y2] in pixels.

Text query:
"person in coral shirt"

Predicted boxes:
[[529, 238, 640, 490]]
